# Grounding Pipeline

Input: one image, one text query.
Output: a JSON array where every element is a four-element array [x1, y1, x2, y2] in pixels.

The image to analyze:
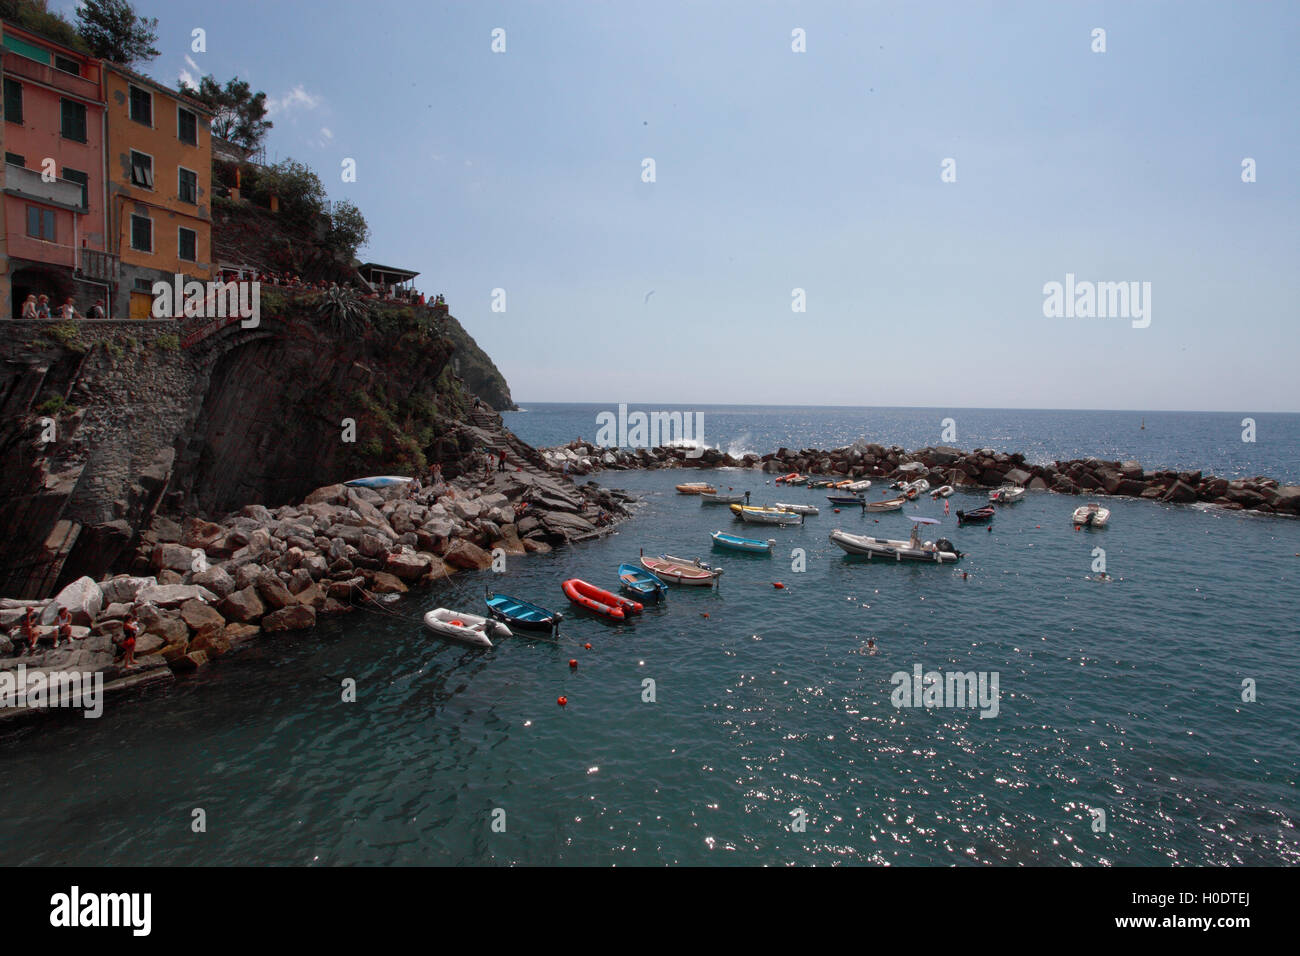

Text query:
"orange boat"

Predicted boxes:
[[562, 578, 643, 620], [675, 482, 716, 495]]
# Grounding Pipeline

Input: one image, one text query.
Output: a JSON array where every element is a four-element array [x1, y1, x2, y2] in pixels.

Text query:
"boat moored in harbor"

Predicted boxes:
[[424, 608, 512, 647], [1072, 503, 1111, 527], [711, 531, 775, 554]]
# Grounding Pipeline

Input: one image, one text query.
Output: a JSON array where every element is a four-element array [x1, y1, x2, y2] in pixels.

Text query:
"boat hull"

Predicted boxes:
[[829, 530, 961, 563], [640, 555, 722, 585], [866, 497, 905, 512], [563, 578, 642, 619], [773, 502, 819, 515], [711, 531, 774, 554], [424, 608, 511, 647], [618, 563, 668, 601], [485, 592, 561, 631]]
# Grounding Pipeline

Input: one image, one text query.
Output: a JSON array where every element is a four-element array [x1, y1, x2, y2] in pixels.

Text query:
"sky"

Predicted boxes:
[[61, 0, 1300, 411]]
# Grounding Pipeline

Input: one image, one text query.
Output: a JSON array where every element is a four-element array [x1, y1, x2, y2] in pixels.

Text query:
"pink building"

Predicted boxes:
[[2, 22, 114, 317]]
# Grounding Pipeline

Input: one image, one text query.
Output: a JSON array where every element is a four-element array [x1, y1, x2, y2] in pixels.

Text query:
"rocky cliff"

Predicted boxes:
[[0, 300, 524, 600]]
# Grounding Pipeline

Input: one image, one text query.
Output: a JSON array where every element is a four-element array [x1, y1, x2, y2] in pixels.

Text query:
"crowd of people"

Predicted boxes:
[[19, 293, 105, 319], [226, 270, 448, 310], [8, 605, 139, 667]]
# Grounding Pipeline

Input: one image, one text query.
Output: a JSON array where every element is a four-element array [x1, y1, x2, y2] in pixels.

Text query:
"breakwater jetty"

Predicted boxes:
[[539, 439, 1300, 516]]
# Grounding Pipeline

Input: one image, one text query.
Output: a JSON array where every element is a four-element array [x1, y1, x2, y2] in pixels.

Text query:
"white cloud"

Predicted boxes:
[[320, 127, 333, 140], [178, 68, 196, 88], [267, 85, 322, 118]]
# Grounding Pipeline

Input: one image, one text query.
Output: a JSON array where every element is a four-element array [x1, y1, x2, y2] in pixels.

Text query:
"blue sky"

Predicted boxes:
[[70, 1, 1299, 410]]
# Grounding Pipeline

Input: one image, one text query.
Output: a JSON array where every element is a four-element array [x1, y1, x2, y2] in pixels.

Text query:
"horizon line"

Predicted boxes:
[[505, 402, 1299, 415]]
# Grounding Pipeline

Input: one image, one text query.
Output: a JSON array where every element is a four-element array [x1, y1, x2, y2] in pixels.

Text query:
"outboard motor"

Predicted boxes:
[[936, 538, 959, 557]]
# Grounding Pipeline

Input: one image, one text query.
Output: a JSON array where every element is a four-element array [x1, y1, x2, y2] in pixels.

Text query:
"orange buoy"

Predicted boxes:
[[449, 619, 465, 627], [834, 508, 841, 513], [569, 659, 578, 669], [557, 696, 568, 707], [701, 612, 709, 618], [583, 643, 592, 650], [773, 582, 785, 589]]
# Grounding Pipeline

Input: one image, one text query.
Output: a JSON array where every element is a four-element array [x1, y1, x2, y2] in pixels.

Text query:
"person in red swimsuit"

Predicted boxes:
[[119, 612, 139, 668]]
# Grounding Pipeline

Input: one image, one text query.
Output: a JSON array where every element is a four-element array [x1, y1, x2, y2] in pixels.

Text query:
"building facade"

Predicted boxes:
[[102, 63, 213, 318], [1, 22, 112, 318]]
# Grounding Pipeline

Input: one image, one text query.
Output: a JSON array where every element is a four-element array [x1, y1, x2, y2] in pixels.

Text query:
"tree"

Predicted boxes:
[[74, 0, 158, 66], [328, 201, 370, 261], [254, 159, 327, 224], [178, 75, 272, 152], [0, 0, 88, 51]]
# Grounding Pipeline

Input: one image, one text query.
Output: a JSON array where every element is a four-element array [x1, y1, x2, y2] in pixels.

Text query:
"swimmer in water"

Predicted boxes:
[[866, 637, 877, 655]]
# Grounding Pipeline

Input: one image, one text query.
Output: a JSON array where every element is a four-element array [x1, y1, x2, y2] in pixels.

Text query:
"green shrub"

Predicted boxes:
[[154, 333, 180, 352], [104, 340, 125, 360], [35, 395, 67, 415], [41, 321, 86, 353]]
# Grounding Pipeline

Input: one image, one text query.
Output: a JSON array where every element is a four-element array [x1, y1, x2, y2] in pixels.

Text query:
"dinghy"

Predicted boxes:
[[563, 578, 643, 620], [639, 553, 723, 586], [829, 529, 962, 564], [774, 472, 801, 484], [700, 491, 745, 505], [774, 501, 819, 516], [618, 563, 669, 602], [930, 485, 954, 499], [989, 486, 1025, 504], [675, 482, 716, 495], [484, 590, 563, 632], [956, 504, 995, 524], [347, 475, 412, 489], [866, 496, 905, 512], [846, 480, 873, 493], [423, 608, 512, 648], [826, 494, 866, 506], [908, 479, 931, 494], [830, 480, 856, 489], [711, 531, 775, 554], [1072, 503, 1111, 527], [729, 504, 803, 525]]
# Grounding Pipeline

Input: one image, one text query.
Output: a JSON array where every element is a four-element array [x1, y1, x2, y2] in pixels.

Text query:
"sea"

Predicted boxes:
[[1, 405, 1297, 866]]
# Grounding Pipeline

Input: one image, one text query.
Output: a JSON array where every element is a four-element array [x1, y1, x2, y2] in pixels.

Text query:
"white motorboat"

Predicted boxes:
[[774, 501, 819, 516], [828, 529, 962, 564], [989, 485, 1026, 504], [930, 485, 954, 499], [729, 504, 803, 525], [1072, 503, 1111, 527], [423, 608, 512, 648]]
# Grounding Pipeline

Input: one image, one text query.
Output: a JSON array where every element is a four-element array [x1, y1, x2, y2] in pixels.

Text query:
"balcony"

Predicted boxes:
[[4, 163, 85, 211], [80, 248, 119, 282], [2, 50, 101, 103]]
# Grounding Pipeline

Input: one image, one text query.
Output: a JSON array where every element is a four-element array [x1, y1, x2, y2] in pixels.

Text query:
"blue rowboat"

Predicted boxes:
[[711, 531, 774, 554], [484, 589, 563, 632], [345, 475, 412, 489], [618, 563, 668, 602]]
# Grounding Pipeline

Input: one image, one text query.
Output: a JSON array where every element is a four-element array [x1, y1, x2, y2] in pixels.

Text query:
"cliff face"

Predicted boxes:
[[441, 314, 515, 411], [0, 303, 504, 599]]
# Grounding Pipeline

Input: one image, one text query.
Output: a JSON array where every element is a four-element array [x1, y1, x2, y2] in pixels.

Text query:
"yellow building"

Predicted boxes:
[[102, 63, 213, 317]]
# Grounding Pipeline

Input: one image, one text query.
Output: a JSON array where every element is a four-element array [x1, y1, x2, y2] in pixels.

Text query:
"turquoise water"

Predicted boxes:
[[2, 467, 1297, 866]]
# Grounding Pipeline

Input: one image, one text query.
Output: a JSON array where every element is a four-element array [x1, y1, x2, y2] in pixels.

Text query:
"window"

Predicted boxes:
[[133, 277, 153, 292], [178, 227, 197, 262], [4, 78, 22, 124], [26, 205, 56, 241], [178, 167, 197, 204], [130, 151, 153, 188], [130, 214, 152, 252], [61, 98, 87, 142], [54, 55, 80, 76], [63, 168, 89, 210], [178, 107, 197, 145], [129, 85, 152, 125], [5, 152, 24, 167]]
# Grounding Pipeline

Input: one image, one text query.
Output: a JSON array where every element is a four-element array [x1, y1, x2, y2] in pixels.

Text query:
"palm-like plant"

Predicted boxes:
[[313, 286, 373, 339]]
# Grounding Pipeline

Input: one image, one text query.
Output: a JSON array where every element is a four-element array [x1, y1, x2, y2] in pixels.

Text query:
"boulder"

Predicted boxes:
[[262, 605, 317, 632], [255, 573, 295, 611], [218, 586, 265, 623], [305, 483, 348, 505], [224, 623, 261, 647], [1003, 467, 1033, 487], [143, 614, 189, 644], [442, 539, 493, 571], [291, 582, 327, 609], [136, 584, 218, 609], [191, 565, 236, 599], [1162, 480, 1198, 504], [152, 542, 197, 573], [40, 576, 103, 626], [386, 550, 432, 581], [99, 575, 156, 606], [369, 571, 408, 594], [179, 599, 226, 632]]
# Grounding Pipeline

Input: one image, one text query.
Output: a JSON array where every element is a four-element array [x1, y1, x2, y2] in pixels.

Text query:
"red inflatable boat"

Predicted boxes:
[[562, 578, 642, 620]]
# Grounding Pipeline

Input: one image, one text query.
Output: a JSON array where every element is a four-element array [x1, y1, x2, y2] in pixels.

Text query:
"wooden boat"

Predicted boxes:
[[423, 608, 511, 648], [675, 482, 716, 495], [829, 529, 962, 564], [639, 553, 723, 586], [346, 475, 412, 489], [484, 590, 563, 632], [563, 578, 642, 619], [865, 496, 905, 512], [930, 485, 954, 499], [618, 563, 668, 602], [700, 491, 745, 505], [956, 505, 995, 524], [826, 494, 866, 506], [774, 501, 819, 515], [729, 504, 802, 525], [846, 480, 872, 493], [711, 531, 774, 554], [989, 485, 1025, 504], [1072, 503, 1111, 527]]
